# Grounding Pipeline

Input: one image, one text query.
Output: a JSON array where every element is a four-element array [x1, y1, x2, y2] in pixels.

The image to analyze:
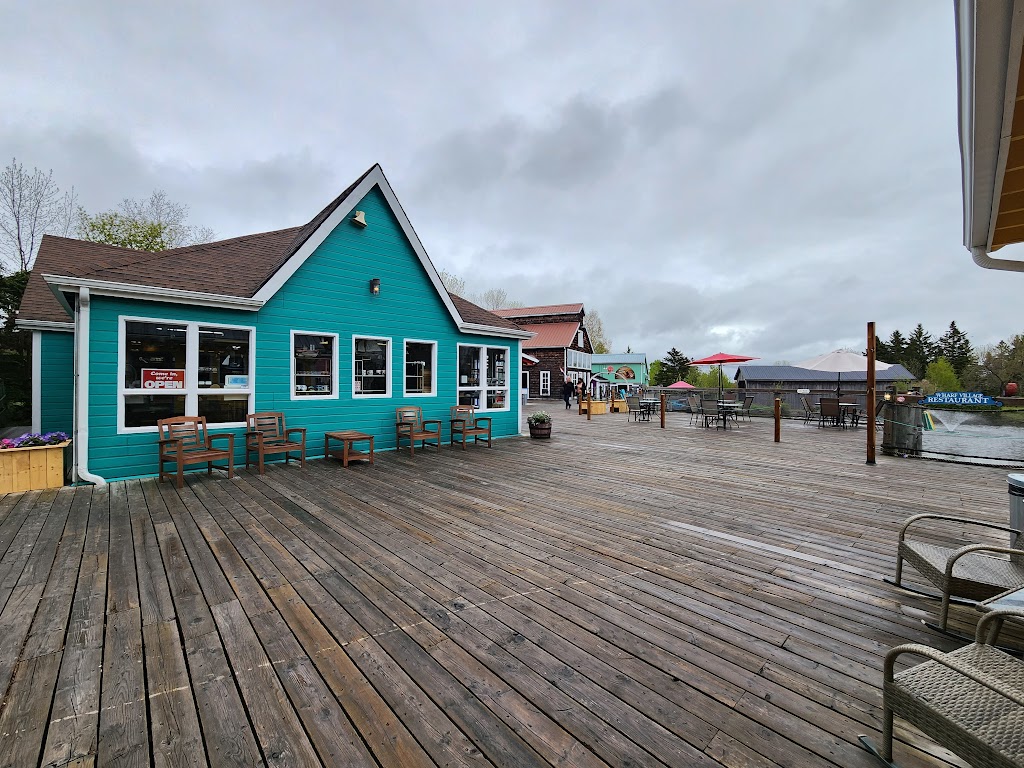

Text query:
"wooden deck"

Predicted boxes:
[[0, 411, 1014, 767]]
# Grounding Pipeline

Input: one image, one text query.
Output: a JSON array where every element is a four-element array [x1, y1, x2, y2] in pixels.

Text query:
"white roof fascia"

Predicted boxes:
[[43, 275, 264, 311], [250, 166, 485, 332], [15, 319, 75, 332], [458, 322, 535, 340], [958, 0, 1024, 270]]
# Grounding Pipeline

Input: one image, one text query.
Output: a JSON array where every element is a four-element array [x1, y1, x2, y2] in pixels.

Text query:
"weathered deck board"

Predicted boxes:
[[1, 412, 1014, 766]]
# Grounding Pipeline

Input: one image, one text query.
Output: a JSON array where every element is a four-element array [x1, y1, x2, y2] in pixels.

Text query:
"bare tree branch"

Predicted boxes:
[[0, 158, 72, 271]]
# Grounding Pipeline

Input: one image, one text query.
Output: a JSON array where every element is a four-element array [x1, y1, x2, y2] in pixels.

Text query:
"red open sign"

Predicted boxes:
[[142, 369, 186, 389]]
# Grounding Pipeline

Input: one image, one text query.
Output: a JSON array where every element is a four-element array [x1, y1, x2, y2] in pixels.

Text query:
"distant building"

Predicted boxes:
[[591, 353, 649, 388], [491, 304, 592, 399]]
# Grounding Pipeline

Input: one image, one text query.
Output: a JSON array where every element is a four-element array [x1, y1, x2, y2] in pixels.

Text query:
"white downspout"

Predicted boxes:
[[972, 246, 1024, 271], [74, 287, 106, 487], [31, 331, 41, 433]]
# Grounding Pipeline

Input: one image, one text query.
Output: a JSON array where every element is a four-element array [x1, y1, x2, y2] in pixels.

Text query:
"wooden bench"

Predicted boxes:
[[395, 406, 441, 456], [158, 416, 234, 489], [859, 608, 1024, 767]]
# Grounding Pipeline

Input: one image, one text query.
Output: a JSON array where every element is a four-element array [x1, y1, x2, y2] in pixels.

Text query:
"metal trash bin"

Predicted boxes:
[[1009, 474, 1024, 553]]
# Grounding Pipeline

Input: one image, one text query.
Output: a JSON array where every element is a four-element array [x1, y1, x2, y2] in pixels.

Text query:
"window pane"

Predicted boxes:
[[124, 395, 185, 427], [487, 348, 506, 386], [124, 321, 186, 389], [355, 338, 388, 395], [198, 394, 248, 423], [294, 333, 334, 396], [458, 391, 479, 407], [486, 390, 507, 409], [199, 327, 250, 389], [405, 342, 434, 394], [458, 347, 480, 387]]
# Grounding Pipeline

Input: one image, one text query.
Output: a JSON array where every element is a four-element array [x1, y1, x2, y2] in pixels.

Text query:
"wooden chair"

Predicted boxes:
[[800, 395, 820, 424], [395, 406, 441, 456], [819, 397, 843, 428], [245, 412, 306, 475], [891, 513, 1024, 632], [449, 405, 492, 449], [157, 416, 234, 489]]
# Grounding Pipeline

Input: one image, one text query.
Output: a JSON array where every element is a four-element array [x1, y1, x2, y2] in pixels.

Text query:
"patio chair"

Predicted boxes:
[[738, 395, 754, 422], [449, 404, 491, 449], [819, 397, 843, 428], [157, 415, 234, 489], [890, 512, 1024, 632], [800, 395, 820, 425], [395, 406, 441, 456], [625, 395, 649, 422], [702, 399, 722, 429], [687, 395, 703, 426], [859, 608, 1024, 768], [245, 412, 306, 475]]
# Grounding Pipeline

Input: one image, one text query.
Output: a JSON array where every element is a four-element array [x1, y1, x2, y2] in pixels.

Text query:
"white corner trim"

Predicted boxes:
[[43, 274, 264, 311], [16, 319, 75, 332], [31, 331, 41, 433]]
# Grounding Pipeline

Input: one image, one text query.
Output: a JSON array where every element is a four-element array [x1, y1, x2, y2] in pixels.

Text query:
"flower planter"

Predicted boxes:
[[0, 441, 71, 494], [529, 423, 551, 439]]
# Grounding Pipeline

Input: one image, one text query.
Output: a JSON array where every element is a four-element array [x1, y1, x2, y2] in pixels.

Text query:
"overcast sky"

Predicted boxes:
[[3, 0, 1013, 365]]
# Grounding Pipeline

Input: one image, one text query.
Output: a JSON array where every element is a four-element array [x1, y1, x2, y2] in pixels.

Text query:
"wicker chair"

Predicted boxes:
[[892, 513, 1024, 631], [859, 608, 1024, 767]]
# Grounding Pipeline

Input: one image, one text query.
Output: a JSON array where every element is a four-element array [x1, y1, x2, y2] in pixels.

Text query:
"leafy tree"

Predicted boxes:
[[938, 321, 973, 378], [648, 359, 662, 385], [903, 324, 936, 379], [0, 270, 30, 425], [923, 357, 960, 394], [0, 158, 77, 271], [652, 347, 690, 386], [584, 310, 610, 353], [77, 190, 213, 251], [969, 337, 1024, 396], [685, 365, 735, 390], [77, 211, 172, 251]]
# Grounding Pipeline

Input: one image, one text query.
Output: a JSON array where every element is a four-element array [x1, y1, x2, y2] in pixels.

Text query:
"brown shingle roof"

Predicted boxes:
[[18, 165, 377, 324], [491, 303, 585, 319], [449, 294, 523, 331]]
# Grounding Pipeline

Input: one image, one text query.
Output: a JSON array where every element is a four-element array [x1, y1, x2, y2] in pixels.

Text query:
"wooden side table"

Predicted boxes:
[[324, 430, 374, 467]]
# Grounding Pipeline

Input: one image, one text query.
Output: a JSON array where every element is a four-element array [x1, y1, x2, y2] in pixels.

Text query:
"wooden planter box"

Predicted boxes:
[[0, 441, 71, 494], [581, 401, 607, 415]]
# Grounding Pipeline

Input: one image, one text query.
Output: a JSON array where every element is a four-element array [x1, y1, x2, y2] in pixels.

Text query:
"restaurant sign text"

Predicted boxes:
[[918, 391, 1002, 406]]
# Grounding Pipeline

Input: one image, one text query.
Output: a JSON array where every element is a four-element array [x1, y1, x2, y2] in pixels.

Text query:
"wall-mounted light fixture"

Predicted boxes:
[[351, 211, 367, 228], [369, 278, 380, 296]]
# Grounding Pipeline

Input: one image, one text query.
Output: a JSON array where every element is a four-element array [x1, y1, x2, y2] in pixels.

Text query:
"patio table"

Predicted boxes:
[[717, 400, 743, 429]]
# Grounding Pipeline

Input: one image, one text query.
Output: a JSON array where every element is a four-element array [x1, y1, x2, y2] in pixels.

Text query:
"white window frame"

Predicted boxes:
[[117, 315, 255, 434], [403, 339, 437, 397], [457, 343, 511, 412], [352, 335, 393, 398], [291, 330, 339, 400], [540, 370, 551, 396]]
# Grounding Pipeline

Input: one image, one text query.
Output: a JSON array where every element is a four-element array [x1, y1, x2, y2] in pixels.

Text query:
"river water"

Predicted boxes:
[[921, 410, 1024, 466]]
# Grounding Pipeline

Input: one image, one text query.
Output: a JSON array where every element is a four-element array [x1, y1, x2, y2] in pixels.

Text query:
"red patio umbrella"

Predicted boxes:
[[687, 352, 759, 400]]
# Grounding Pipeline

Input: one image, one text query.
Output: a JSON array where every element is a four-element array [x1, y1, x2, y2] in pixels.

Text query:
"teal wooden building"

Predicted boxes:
[[16, 165, 530, 484], [591, 353, 650, 388]]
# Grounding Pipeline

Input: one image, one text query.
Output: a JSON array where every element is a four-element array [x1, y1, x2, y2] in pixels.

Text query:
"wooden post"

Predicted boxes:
[[774, 398, 781, 442], [586, 393, 592, 421], [660, 392, 666, 428], [867, 321, 876, 465]]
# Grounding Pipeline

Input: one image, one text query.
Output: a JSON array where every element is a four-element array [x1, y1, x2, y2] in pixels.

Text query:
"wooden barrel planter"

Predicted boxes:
[[529, 423, 551, 439]]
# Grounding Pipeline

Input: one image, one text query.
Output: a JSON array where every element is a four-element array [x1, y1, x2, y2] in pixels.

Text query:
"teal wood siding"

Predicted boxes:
[[83, 185, 521, 481], [39, 332, 74, 434]]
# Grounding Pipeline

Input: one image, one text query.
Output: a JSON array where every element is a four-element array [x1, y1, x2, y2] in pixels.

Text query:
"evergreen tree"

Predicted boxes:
[[904, 324, 935, 379], [885, 329, 907, 366], [653, 348, 690, 386], [937, 321, 973, 378], [874, 335, 891, 363]]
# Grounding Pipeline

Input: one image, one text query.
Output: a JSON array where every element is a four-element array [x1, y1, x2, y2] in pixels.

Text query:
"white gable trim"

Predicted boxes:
[[43, 275, 264, 311], [249, 165, 526, 340]]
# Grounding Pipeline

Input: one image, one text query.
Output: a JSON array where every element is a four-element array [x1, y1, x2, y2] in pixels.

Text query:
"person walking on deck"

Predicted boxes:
[[562, 378, 574, 409]]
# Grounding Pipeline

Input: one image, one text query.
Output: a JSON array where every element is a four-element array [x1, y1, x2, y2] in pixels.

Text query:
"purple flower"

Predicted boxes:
[[0, 432, 71, 449]]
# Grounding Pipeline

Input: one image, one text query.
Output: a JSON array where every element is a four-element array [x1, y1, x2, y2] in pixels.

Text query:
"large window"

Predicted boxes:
[[404, 340, 436, 396], [353, 336, 391, 397], [120, 319, 253, 431], [292, 332, 338, 399], [458, 345, 509, 410]]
